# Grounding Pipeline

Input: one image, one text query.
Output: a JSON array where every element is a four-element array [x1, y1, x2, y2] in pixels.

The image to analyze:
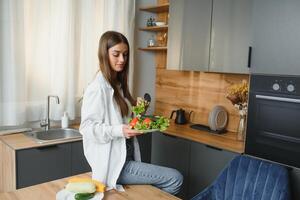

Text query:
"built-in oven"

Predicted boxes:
[[245, 74, 300, 168]]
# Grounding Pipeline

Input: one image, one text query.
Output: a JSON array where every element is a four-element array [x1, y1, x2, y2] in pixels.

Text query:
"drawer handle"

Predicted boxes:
[[205, 145, 222, 151], [162, 133, 178, 139], [37, 145, 59, 150]]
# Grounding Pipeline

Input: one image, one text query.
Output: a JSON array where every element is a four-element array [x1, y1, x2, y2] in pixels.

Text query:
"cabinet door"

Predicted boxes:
[[188, 142, 237, 199], [209, 0, 252, 74], [167, 0, 184, 70], [16, 144, 71, 189], [137, 133, 152, 163], [71, 141, 91, 175], [151, 132, 190, 199], [251, 0, 300, 75], [167, 0, 212, 71]]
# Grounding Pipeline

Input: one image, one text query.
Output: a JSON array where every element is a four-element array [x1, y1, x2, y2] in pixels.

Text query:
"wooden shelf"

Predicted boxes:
[[139, 3, 169, 13], [139, 47, 167, 51], [139, 25, 168, 32]]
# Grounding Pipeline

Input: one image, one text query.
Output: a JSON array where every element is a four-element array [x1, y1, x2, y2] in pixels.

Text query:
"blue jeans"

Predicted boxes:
[[117, 161, 183, 195]]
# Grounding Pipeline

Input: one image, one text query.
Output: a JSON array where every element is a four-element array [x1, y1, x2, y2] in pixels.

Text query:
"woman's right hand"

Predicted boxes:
[[122, 125, 143, 139]]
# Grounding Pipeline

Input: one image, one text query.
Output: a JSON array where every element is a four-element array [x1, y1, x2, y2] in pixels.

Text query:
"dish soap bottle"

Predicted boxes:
[[61, 111, 69, 128]]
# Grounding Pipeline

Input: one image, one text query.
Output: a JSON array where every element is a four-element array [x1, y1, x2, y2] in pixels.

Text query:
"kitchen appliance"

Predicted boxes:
[[245, 74, 300, 168], [208, 105, 228, 131], [190, 105, 228, 134], [170, 109, 193, 124]]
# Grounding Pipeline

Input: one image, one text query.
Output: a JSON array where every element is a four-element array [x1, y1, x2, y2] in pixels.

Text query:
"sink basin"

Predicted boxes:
[[24, 128, 82, 143]]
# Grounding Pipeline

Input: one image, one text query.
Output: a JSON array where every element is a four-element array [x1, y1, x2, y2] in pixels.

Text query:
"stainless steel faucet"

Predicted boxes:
[[40, 95, 60, 131]]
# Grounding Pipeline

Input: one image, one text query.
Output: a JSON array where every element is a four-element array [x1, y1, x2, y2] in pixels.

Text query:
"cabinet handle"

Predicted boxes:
[[162, 133, 178, 139], [205, 145, 222, 151], [247, 46, 252, 68], [37, 145, 59, 150]]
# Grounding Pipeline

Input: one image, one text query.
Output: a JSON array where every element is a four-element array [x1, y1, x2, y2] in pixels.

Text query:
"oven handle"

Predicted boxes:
[[256, 95, 300, 104]]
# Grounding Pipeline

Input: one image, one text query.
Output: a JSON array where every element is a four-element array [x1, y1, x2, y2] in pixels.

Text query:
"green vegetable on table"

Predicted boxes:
[[75, 192, 95, 200]]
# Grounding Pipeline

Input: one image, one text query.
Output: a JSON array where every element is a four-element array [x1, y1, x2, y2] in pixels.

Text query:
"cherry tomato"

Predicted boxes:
[[129, 117, 139, 128], [143, 118, 152, 128]]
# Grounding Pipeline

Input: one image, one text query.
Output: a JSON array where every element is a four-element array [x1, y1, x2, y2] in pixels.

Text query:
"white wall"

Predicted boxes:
[[133, 0, 157, 115]]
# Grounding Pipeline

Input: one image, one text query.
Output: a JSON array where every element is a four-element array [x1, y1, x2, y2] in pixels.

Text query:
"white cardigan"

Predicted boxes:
[[79, 72, 141, 190]]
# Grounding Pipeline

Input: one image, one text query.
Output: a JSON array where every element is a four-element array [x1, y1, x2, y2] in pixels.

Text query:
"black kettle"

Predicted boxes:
[[170, 109, 193, 125]]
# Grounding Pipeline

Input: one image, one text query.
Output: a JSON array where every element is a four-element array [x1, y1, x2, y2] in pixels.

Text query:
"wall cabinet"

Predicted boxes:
[[250, 0, 300, 75], [16, 141, 90, 189], [209, 0, 252, 74], [151, 132, 237, 199], [167, 0, 211, 71], [167, 0, 252, 74]]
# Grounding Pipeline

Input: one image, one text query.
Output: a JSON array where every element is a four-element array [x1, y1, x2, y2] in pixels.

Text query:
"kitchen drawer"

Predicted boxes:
[[71, 141, 91, 175], [16, 143, 71, 189]]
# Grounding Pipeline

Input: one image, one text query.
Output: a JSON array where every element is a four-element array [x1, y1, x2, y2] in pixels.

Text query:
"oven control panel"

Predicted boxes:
[[250, 75, 300, 96], [271, 79, 296, 93]]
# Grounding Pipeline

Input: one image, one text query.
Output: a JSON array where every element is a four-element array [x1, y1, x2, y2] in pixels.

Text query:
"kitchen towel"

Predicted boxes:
[[56, 189, 104, 200]]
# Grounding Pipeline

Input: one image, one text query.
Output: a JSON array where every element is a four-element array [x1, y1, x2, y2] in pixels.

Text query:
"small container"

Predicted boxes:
[[155, 21, 166, 26], [151, 17, 156, 26], [147, 35, 156, 47], [61, 111, 69, 128], [146, 18, 151, 27]]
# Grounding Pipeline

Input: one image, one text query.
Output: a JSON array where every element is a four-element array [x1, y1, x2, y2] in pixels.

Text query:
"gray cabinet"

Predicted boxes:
[[16, 140, 90, 189], [17, 144, 71, 189], [167, 0, 251, 74], [167, 0, 212, 71], [137, 132, 152, 163], [71, 141, 91, 175], [151, 132, 237, 199], [250, 0, 300, 75], [151, 132, 191, 199], [187, 142, 237, 199], [210, 0, 252, 74]]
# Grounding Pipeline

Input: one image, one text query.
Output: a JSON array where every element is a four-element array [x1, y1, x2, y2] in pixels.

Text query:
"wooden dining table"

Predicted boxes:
[[0, 173, 181, 200]]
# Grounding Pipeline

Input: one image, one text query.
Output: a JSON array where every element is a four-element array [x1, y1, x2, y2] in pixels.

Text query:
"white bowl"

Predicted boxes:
[[155, 22, 166, 26]]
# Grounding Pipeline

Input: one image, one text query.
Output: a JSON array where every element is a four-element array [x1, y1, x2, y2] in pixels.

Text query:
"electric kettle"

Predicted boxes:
[[170, 109, 193, 125]]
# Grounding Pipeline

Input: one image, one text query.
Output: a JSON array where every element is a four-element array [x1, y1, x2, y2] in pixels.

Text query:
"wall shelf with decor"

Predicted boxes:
[[138, 2, 169, 52], [138, 47, 167, 51], [139, 3, 169, 13], [139, 25, 168, 32]]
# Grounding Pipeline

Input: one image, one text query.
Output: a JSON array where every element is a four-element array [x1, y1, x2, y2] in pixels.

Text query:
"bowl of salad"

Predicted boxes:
[[128, 97, 169, 133]]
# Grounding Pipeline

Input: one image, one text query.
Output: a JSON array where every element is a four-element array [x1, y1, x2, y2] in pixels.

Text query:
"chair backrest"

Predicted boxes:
[[213, 155, 291, 200]]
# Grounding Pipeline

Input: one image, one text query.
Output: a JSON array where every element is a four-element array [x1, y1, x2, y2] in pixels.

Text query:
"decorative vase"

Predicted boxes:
[[237, 113, 246, 141]]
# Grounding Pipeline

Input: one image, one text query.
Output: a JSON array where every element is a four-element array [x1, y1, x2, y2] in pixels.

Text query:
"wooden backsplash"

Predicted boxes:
[[154, 69, 249, 132]]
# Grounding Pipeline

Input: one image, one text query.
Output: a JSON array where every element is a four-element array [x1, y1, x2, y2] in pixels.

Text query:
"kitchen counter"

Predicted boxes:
[[0, 173, 180, 200], [163, 121, 244, 153], [0, 122, 244, 153], [0, 125, 81, 150]]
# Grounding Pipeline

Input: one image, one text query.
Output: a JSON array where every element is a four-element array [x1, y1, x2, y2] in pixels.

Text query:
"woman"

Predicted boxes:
[[80, 31, 183, 195]]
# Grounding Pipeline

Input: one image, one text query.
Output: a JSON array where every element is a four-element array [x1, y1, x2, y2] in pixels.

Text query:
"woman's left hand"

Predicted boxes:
[[122, 125, 143, 139]]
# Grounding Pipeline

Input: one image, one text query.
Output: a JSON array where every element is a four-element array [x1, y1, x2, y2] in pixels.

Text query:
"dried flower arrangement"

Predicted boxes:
[[226, 80, 249, 115], [226, 80, 249, 140]]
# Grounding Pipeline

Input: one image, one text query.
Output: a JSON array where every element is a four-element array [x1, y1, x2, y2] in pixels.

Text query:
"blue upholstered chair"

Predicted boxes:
[[191, 155, 291, 200]]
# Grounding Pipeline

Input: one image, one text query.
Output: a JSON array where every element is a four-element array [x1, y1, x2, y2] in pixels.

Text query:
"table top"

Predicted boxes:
[[0, 173, 180, 200]]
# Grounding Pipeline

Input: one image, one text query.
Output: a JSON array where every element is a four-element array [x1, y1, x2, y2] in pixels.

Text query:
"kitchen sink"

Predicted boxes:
[[23, 128, 82, 143]]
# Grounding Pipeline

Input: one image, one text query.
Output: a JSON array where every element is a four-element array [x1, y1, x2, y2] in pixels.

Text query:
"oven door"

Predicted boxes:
[[245, 93, 300, 168]]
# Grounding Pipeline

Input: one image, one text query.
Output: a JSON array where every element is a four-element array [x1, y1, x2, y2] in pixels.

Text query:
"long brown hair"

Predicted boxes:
[[98, 31, 135, 117]]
